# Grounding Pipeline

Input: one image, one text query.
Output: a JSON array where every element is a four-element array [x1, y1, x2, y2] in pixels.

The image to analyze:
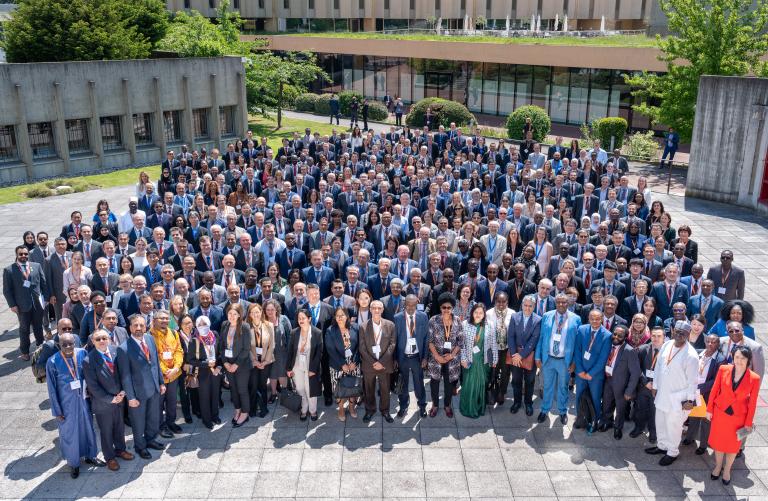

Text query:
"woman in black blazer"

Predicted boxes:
[[185, 315, 222, 429], [286, 309, 323, 420], [216, 303, 253, 427], [325, 307, 362, 421]]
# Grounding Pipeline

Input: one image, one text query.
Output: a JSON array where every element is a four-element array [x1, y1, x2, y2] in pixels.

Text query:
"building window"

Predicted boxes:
[[219, 106, 236, 137], [209, 0, 215, 8], [100, 116, 123, 151], [233, 0, 239, 7], [460, 0, 465, 9], [486, 0, 491, 9], [384, 0, 389, 9], [184, 0, 190, 7], [259, 0, 265, 7], [28, 122, 56, 160], [333, 0, 339, 8], [308, 0, 314, 8], [359, 0, 364, 9], [133, 113, 154, 146], [435, 0, 440, 10], [65, 119, 91, 155], [0, 126, 19, 163], [283, 0, 289, 8], [163, 110, 183, 143], [193, 108, 210, 139]]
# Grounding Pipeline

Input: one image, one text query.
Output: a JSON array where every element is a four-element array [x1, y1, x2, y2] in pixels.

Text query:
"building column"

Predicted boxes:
[[182, 75, 195, 151], [237, 70, 248, 137], [209, 73, 222, 150], [52, 82, 70, 174], [13, 84, 33, 181], [152, 77, 166, 157], [123, 78, 137, 164], [88, 80, 104, 163]]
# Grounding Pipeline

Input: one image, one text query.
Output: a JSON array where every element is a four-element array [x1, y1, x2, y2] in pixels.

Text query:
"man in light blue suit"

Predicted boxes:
[[573, 309, 613, 432], [535, 293, 582, 424], [686, 279, 724, 328], [394, 295, 430, 418]]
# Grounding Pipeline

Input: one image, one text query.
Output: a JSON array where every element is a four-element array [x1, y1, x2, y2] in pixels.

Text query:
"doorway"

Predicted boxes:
[[425, 72, 453, 100]]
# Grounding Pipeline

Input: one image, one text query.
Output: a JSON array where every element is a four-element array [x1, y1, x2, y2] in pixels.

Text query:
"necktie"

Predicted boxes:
[[350, 284, 356, 297], [109, 257, 114, 273], [42, 248, 48, 258], [585, 270, 591, 289], [311, 305, 318, 325], [667, 285, 673, 303], [206, 255, 212, 270], [165, 283, 171, 299], [645, 262, 651, 276], [701, 296, 709, 315], [552, 314, 561, 354], [692, 281, 699, 296], [60, 254, 66, 267], [409, 315, 415, 338], [102, 350, 114, 372], [140, 340, 150, 360]]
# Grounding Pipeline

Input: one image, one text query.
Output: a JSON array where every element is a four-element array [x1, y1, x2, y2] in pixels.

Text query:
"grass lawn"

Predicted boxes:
[[248, 113, 340, 140], [286, 32, 658, 48]]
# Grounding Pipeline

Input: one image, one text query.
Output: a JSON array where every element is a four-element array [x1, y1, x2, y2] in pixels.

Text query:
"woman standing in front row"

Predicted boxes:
[[287, 310, 323, 421], [185, 315, 222, 429], [427, 293, 464, 418], [247, 303, 274, 419], [217, 303, 252, 428], [460, 303, 498, 418], [326, 307, 361, 421]]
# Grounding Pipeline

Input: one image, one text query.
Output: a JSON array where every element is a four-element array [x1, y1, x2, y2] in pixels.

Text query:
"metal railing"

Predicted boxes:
[[377, 28, 648, 38]]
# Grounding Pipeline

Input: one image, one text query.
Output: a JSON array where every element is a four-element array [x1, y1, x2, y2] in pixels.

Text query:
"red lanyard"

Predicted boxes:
[[62, 354, 78, 381]]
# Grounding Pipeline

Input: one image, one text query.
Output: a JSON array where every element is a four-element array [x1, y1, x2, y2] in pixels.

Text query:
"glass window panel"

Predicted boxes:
[[412, 59, 425, 102], [498, 64, 515, 115], [400, 60, 412, 102], [452, 62, 467, 107], [342, 55, 353, 90], [467, 62, 483, 113], [568, 69, 589, 125], [386, 57, 400, 100], [588, 69, 611, 122], [548, 67, 569, 123], [28, 122, 56, 160], [133, 113, 153, 146], [352, 56, 364, 94], [374, 57, 387, 99], [609, 70, 628, 119], [0, 125, 19, 163], [363, 56, 375, 98], [482, 63, 499, 115], [100, 116, 123, 151], [66, 119, 90, 155], [515, 65, 532, 108], [532, 66, 551, 110]]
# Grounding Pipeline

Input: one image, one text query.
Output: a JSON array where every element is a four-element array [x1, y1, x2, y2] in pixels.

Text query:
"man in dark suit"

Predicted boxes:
[[115, 315, 166, 459], [251, 278, 286, 309], [303, 284, 335, 406], [641, 245, 664, 283], [706, 249, 746, 301], [607, 231, 633, 263], [73, 225, 103, 268], [3, 245, 50, 359], [137, 185, 160, 213], [46, 237, 72, 322], [146, 202, 172, 232], [630, 327, 665, 441], [569, 231, 596, 265], [687, 279, 725, 328], [90, 257, 120, 306], [369, 213, 402, 257], [572, 184, 600, 221], [302, 250, 336, 299], [507, 296, 542, 416], [394, 296, 429, 418], [195, 237, 224, 273], [275, 233, 307, 278], [60, 210, 84, 240], [474, 264, 508, 308], [79, 291, 126, 345], [590, 262, 627, 305], [83, 329, 133, 470], [366, 258, 393, 301], [651, 263, 690, 320], [598, 325, 641, 439], [381, 279, 407, 322], [189, 289, 224, 332], [574, 310, 612, 432], [359, 300, 396, 423], [670, 243, 694, 277]]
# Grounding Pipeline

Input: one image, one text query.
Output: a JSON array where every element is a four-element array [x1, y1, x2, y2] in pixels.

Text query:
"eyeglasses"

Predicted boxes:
[[727, 328, 742, 333], [60, 327, 73, 332], [93, 336, 109, 342], [721, 256, 733, 260], [440, 305, 453, 311], [60, 342, 75, 347]]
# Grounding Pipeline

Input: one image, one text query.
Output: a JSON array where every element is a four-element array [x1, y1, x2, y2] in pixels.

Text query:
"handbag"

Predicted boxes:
[[185, 339, 200, 389], [391, 372, 405, 395], [335, 374, 363, 399], [279, 378, 303, 413], [506, 348, 535, 371]]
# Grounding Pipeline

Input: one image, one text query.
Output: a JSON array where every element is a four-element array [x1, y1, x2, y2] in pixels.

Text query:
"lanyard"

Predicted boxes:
[[666, 345, 682, 366], [555, 313, 566, 334], [721, 268, 731, 287], [62, 354, 78, 381], [650, 349, 659, 370], [18, 263, 29, 280]]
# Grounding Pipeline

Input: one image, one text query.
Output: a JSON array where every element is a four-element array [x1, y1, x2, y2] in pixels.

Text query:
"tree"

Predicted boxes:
[[2, 0, 168, 63], [625, 0, 768, 142], [157, 0, 249, 57], [246, 51, 328, 128]]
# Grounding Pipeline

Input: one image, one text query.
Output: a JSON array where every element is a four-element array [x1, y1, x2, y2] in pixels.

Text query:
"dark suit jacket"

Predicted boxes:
[[620, 295, 649, 321], [381, 294, 406, 322], [394, 310, 429, 364], [195, 252, 224, 273], [276, 247, 308, 278], [301, 301, 334, 333], [604, 342, 641, 398], [325, 324, 361, 369], [83, 346, 122, 413], [474, 279, 508, 308], [573, 194, 600, 218], [359, 318, 396, 374], [216, 321, 252, 367], [146, 212, 172, 231], [302, 266, 335, 299], [651, 281, 690, 319], [590, 279, 627, 304], [127, 227, 153, 246], [706, 265, 746, 302], [3, 261, 48, 312], [189, 304, 224, 332], [45, 252, 72, 303], [366, 273, 393, 300], [90, 273, 120, 298], [116, 334, 164, 401], [507, 312, 542, 359]]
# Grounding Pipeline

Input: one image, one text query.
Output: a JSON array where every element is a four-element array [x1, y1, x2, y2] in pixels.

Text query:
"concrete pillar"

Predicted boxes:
[[182, 74, 195, 151], [237, 71, 248, 137], [209, 73, 222, 150], [13, 84, 33, 181], [88, 80, 104, 163], [152, 77, 166, 157], [122, 78, 137, 164], [52, 81, 70, 174]]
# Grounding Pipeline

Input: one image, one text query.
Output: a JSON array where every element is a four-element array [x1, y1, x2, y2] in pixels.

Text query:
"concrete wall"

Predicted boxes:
[[0, 57, 248, 185], [686, 76, 768, 213]]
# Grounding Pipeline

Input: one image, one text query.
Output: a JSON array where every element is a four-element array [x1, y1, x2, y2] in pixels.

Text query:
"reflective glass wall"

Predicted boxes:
[[312, 53, 655, 131]]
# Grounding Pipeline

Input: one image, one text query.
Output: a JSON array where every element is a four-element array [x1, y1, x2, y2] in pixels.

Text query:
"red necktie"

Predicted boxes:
[[140, 340, 150, 360], [585, 270, 591, 289]]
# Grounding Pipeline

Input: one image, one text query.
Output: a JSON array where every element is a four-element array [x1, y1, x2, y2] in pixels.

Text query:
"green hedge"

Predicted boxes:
[[405, 98, 475, 129], [367, 101, 389, 121], [294, 93, 319, 112], [339, 90, 363, 115], [314, 93, 333, 116], [506, 105, 551, 142], [594, 117, 628, 150]]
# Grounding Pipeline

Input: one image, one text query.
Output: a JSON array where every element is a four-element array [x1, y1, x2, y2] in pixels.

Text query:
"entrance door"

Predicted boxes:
[[425, 72, 452, 100], [760, 147, 768, 205]]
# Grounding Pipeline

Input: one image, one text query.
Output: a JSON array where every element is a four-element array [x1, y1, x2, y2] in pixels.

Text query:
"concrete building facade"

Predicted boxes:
[[687, 76, 768, 214], [0, 57, 248, 184]]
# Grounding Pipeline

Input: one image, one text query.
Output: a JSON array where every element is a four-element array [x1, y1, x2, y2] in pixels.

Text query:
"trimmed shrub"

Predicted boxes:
[[594, 117, 628, 150], [314, 93, 333, 116], [25, 185, 55, 198], [506, 105, 551, 142], [405, 98, 475, 129], [623, 130, 659, 160], [338, 90, 363, 115], [294, 92, 319, 112], [367, 101, 389, 121]]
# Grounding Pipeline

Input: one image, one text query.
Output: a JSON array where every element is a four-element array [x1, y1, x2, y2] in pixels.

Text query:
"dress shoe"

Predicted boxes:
[[107, 459, 120, 471], [573, 421, 584, 429], [711, 471, 721, 480], [586, 422, 596, 434], [396, 409, 406, 418], [695, 446, 707, 455], [510, 403, 521, 414], [681, 438, 693, 446], [233, 416, 249, 428], [84, 457, 106, 467], [525, 405, 534, 416], [231, 417, 237, 425], [629, 427, 643, 438], [20, 353, 30, 361], [159, 428, 174, 439], [212, 417, 222, 425], [259, 409, 269, 418], [168, 423, 183, 434], [204, 422, 213, 430], [324, 397, 333, 407], [645, 446, 666, 455], [137, 449, 152, 459], [146, 441, 165, 451], [349, 405, 358, 418], [736, 450, 744, 459], [184, 416, 193, 424], [268, 394, 278, 404], [445, 407, 454, 418], [419, 407, 428, 418], [382, 413, 394, 423], [614, 429, 623, 440], [70, 466, 79, 479], [363, 414, 372, 422], [659, 454, 677, 466], [300, 413, 308, 421], [310, 414, 319, 421], [429, 407, 438, 418], [560, 414, 568, 425], [537, 412, 547, 423], [116, 450, 134, 461], [598, 422, 610, 433]]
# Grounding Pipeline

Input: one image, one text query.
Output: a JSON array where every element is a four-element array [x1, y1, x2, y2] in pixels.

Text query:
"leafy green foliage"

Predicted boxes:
[[594, 117, 628, 149], [506, 105, 551, 142], [157, 0, 249, 57], [314, 93, 333, 116], [3, 0, 168, 62], [625, 0, 768, 142], [623, 130, 660, 160], [338, 91, 363, 115], [405, 98, 475, 128], [367, 101, 389, 121], [295, 93, 319, 112]]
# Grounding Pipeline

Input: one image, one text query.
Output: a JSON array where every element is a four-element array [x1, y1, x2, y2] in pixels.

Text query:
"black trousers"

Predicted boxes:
[[363, 370, 390, 414], [350, 113, 358, 128], [94, 403, 126, 460], [128, 392, 160, 451], [511, 365, 536, 405], [178, 374, 199, 420], [18, 308, 44, 355], [330, 112, 339, 124], [160, 379, 179, 429], [228, 366, 251, 414], [398, 356, 426, 409], [249, 366, 269, 414], [634, 386, 656, 436], [321, 348, 333, 400], [198, 370, 221, 426], [601, 378, 629, 430], [492, 349, 512, 401], [430, 364, 455, 408]]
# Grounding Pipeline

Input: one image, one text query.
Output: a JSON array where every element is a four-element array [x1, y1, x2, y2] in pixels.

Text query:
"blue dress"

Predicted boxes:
[[46, 349, 98, 467]]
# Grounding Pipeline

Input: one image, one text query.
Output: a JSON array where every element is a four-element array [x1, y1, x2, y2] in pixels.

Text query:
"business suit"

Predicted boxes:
[[90, 273, 120, 303], [535, 310, 582, 415], [359, 318, 396, 415], [190, 304, 225, 333], [718, 336, 765, 380], [303, 301, 334, 401], [651, 281, 690, 320], [3, 260, 49, 355], [573, 194, 600, 219], [634, 342, 659, 439], [286, 326, 323, 414], [83, 346, 127, 461], [195, 252, 223, 273], [217, 322, 253, 414], [302, 266, 335, 299], [706, 265, 746, 302], [574, 325, 612, 424], [600, 341, 641, 432], [479, 233, 507, 267], [45, 251, 72, 321], [79, 308, 126, 345], [474, 279, 508, 309], [366, 273, 393, 301], [394, 310, 429, 411], [687, 293, 724, 328], [706, 364, 761, 453], [381, 294, 406, 322], [29, 245, 55, 266], [127, 227, 152, 247], [507, 312, 542, 408], [117, 292, 141, 319], [369, 225, 402, 256], [116, 335, 164, 452]]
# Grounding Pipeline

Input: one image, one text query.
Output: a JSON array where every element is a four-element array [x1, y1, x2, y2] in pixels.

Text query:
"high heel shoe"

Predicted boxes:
[[710, 472, 720, 481], [722, 476, 731, 486], [233, 416, 249, 428]]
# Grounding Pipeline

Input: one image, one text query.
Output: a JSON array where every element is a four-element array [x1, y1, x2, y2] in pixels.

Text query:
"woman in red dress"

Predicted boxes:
[[707, 346, 761, 485]]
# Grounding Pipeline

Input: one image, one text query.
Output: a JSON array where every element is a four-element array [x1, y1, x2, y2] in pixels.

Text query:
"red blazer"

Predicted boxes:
[[706, 364, 760, 428]]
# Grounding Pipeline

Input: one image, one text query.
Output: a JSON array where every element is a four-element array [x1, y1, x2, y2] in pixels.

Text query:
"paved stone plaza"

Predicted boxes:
[[1, 184, 768, 500]]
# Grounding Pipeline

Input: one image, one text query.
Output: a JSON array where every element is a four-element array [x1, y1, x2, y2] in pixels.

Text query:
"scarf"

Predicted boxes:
[[197, 326, 215, 346]]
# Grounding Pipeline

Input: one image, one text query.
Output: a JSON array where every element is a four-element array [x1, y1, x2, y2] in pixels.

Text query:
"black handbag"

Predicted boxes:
[[335, 375, 363, 399], [279, 378, 303, 413], [391, 372, 405, 394]]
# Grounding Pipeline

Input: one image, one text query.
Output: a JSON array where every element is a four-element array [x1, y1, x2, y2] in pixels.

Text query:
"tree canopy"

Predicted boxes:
[[2, 0, 168, 63], [626, 0, 768, 142], [157, 0, 250, 57]]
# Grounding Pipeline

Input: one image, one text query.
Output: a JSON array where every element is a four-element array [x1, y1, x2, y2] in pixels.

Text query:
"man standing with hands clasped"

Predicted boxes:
[[645, 320, 699, 466], [359, 300, 396, 423], [4, 245, 49, 360]]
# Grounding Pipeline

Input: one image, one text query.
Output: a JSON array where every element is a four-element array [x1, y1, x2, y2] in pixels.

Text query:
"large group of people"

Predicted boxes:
[[4, 120, 762, 485]]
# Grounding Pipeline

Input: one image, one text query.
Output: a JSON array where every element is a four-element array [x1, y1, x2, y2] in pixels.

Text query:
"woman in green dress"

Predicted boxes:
[[459, 303, 498, 418]]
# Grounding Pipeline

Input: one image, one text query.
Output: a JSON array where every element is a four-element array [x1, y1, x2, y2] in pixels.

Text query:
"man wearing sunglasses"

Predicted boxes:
[[706, 250, 745, 302], [3, 245, 50, 360]]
